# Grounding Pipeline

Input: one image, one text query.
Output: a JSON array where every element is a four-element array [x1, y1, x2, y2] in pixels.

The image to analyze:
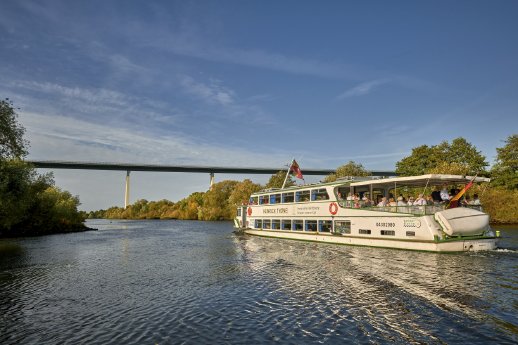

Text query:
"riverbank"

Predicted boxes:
[[0, 224, 97, 239]]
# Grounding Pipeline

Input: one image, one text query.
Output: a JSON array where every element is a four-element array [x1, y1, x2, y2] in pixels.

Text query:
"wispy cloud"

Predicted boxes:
[[180, 76, 235, 106], [6, 80, 181, 129], [21, 111, 293, 167], [337, 79, 390, 99]]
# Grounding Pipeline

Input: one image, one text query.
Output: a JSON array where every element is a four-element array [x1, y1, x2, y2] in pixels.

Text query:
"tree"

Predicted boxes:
[[446, 138, 488, 175], [265, 170, 294, 189], [201, 180, 239, 220], [396, 137, 488, 176], [0, 160, 46, 231], [490, 134, 518, 190], [324, 161, 371, 182], [395, 145, 440, 176], [0, 99, 28, 160], [427, 162, 470, 175], [0, 99, 86, 237], [228, 179, 262, 207]]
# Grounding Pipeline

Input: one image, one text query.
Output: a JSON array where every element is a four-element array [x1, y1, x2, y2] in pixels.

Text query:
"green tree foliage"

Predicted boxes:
[[324, 161, 371, 182], [265, 170, 294, 189], [0, 99, 28, 160], [477, 186, 518, 224], [201, 180, 239, 220], [490, 134, 518, 190], [0, 159, 44, 230], [0, 100, 86, 237], [90, 179, 263, 222], [396, 145, 441, 176], [229, 179, 262, 207], [396, 137, 488, 176]]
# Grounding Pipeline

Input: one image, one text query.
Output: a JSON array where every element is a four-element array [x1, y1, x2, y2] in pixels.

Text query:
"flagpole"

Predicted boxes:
[[281, 158, 294, 189]]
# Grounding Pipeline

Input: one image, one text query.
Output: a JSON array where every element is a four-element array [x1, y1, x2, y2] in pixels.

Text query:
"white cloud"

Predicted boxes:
[[7, 80, 180, 129], [337, 79, 390, 99], [21, 111, 290, 167], [180, 76, 235, 106]]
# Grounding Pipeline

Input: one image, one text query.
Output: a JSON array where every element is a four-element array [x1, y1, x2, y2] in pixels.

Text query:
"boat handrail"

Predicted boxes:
[[337, 202, 483, 215]]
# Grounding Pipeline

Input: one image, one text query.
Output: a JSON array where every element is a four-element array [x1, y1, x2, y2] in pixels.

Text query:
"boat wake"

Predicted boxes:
[[494, 248, 518, 253]]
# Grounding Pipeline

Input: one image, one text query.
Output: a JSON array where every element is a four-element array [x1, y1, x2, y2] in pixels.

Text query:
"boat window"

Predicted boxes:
[[282, 192, 294, 203], [237, 208, 242, 216], [381, 230, 395, 236], [270, 194, 281, 204], [305, 220, 317, 231], [255, 219, 262, 229], [334, 220, 351, 234], [296, 190, 310, 202], [272, 220, 280, 230], [263, 220, 271, 229], [406, 231, 415, 236], [293, 220, 303, 231], [359, 229, 371, 235], [319, 220, 332, 232], [311, 189, 329, 201], [249, 196, 258, 205], [281, 220, 292, 230], [259, 195, 269, 205]]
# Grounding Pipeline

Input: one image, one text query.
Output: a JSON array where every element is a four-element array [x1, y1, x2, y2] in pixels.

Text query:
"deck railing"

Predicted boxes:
[[338, 201, 482, 215]]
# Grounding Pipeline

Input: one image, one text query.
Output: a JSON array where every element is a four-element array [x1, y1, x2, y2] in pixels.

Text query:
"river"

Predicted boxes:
[[0, 220, 516, 344]]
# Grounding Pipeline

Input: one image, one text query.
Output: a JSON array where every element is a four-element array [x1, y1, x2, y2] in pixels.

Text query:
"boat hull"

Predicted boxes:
[[243, 229, 498, 252]]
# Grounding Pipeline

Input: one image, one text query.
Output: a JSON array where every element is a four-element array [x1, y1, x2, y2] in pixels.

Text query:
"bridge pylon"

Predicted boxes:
[[124, 171, 130, 208]]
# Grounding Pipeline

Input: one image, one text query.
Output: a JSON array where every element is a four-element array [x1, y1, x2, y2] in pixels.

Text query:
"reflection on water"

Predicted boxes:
[[0, 220, 516, 344]]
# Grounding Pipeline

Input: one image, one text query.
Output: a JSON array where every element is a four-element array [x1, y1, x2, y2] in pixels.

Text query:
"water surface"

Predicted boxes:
[[0, 220, 516, 344]]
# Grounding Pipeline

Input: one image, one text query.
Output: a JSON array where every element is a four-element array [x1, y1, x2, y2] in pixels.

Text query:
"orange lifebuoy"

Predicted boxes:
[[247, 207, 252, 216], [329, 202, 338, 215]]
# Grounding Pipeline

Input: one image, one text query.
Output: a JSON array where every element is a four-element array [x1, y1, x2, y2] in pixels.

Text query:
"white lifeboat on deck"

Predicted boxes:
[[434, 208, 489, 236]]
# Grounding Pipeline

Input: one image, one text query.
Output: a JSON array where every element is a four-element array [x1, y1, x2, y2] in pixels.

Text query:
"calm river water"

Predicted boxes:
[[0, 220, 517, 344]]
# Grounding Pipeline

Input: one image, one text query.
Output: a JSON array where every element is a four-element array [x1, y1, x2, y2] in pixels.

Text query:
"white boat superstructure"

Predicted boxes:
[[234, 174, 499, 252]]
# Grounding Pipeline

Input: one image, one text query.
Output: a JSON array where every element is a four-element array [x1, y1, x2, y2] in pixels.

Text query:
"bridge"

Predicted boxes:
[[28, 160, 396, 208]]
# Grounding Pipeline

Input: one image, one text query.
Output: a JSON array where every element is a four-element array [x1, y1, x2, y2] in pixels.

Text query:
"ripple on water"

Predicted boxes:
[[0, 220, 516, 344]]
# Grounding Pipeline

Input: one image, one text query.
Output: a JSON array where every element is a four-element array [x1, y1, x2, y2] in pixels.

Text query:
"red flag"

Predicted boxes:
[[290, 160, 304, 180]]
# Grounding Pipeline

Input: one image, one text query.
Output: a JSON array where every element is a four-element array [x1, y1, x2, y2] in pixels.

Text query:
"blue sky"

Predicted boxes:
[[1, 0, 517, 211]]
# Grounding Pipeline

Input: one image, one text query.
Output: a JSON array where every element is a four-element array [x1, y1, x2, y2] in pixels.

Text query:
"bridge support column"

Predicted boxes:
[[209, 172, 215, 190], [124, 170, 131, 209]]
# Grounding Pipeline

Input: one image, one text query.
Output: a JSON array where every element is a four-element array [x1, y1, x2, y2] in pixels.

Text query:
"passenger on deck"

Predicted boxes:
[[414, 194, 427, 206], [397, 196, 407, 206], [361, 193, 371, 207], [431, 186, 442, 203], [426, 195, 434, 205], [407, 196, 415, 205], [471, 194, 481, 205], [440, 185, 450, 202], [377, 197, 387, 207], [388, 198, 397, 207]]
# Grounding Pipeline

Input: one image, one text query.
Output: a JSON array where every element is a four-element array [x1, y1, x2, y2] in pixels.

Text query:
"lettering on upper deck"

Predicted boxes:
[[262, 208, 288, 214]]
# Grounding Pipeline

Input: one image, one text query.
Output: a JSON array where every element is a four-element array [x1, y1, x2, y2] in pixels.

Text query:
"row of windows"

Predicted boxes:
[[253, 219, 416, 237], [250, 188, 330, 205], [254, 219, 335, 232]]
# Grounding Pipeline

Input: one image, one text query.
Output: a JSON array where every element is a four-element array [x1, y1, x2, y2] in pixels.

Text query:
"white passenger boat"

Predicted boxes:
[[234, 174, 499, 252]]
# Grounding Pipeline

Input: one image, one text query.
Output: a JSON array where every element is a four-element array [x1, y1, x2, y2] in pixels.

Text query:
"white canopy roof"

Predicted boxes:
[[350, 174, 490, 188]]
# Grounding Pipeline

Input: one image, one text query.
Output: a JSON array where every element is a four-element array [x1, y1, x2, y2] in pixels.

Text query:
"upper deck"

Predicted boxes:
[[247, 174, 489, 216]]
